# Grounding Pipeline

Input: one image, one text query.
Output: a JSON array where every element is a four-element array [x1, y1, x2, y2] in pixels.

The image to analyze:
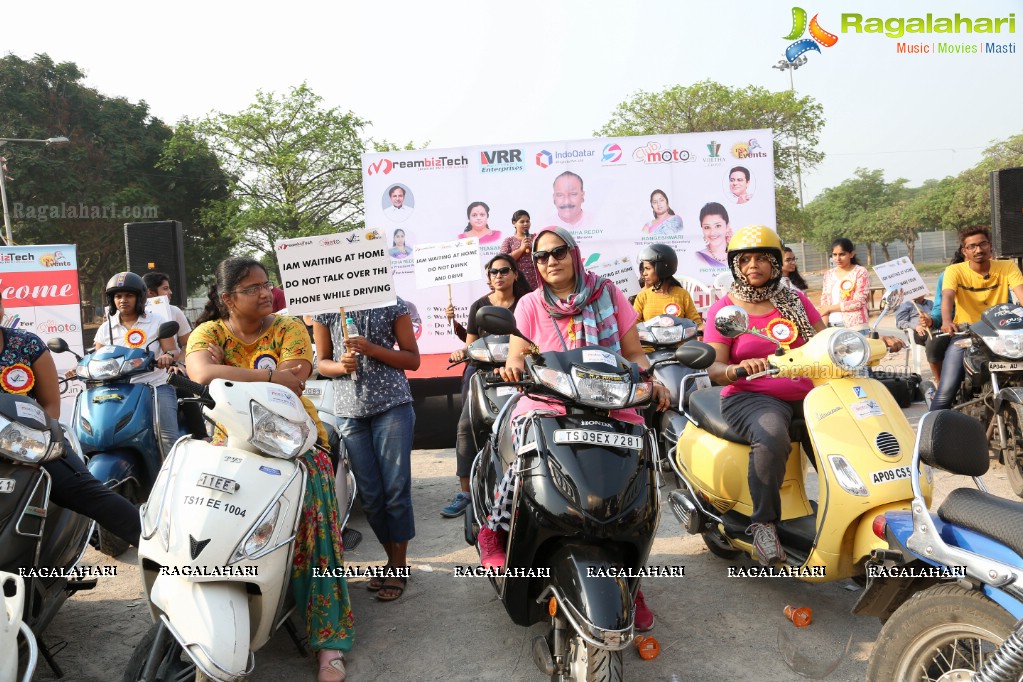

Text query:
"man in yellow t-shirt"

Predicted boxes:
[[924, 226, 1023, 410]]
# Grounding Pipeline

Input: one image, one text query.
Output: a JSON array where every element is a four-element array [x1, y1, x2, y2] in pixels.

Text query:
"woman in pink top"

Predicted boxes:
[[819, 238, 870, 327], [476, 226, 669, 631], [459, 201, 502, 245]]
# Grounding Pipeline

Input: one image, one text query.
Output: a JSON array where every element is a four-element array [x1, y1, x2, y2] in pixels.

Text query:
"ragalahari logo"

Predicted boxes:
[[783, 7, 839, 62], [367, 159, 393, 176], [602, 144, 623, 163], [535, 150, 553, 169]]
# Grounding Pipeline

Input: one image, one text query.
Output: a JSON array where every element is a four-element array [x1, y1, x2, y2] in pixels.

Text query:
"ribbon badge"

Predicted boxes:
[[125, 328, 147, 348], [251, 353, 279, 371], [664, 303, 682, 316], [766, 318, 799, 348], [1, 364, 36, 395], [840, 279, 855, 300]]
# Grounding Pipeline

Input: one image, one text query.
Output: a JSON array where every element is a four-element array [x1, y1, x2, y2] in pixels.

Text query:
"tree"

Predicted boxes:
[[0, 53, 235, 301], [596, 80, 826, 241], [163, 84, 372, 270]]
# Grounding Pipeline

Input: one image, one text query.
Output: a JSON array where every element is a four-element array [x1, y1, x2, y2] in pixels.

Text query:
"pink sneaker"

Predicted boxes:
[[478, 527, 507, 570], [635, 590, 655, 632]]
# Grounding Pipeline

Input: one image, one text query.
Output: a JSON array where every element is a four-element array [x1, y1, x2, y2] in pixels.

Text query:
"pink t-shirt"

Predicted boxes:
[[703, 291, 823, 401], [513, 283, 643, 424]]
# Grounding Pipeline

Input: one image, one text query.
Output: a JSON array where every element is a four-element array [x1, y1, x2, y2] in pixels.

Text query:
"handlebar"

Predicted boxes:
[[167, 373, 215, 409]]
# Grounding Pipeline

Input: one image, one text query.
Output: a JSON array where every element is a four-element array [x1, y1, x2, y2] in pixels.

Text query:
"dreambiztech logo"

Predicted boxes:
[[783, 7, 839, 62], [367, 159, 393, 176]]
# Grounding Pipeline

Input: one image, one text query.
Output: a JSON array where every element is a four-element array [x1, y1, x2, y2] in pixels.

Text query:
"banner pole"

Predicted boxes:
[[340, 307, 349, 342], [448, 284, 455, 335]]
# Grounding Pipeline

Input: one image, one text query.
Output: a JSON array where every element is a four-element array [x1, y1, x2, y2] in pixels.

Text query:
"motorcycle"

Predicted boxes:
[[0, 392, 95, 678], [464, 306, 714, 681], [668, 294, 934, 581], [124, 372, 348, 682], [943, 302, 1023, 497], [47, 321, 179, 556], [861, 409, 1023, 681], [1, 571, 37, 682]]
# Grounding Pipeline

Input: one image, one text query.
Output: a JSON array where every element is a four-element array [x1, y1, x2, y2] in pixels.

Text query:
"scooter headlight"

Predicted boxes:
[[828, 455, 869, 496], [649, 326, 685, 345], [572, 367, 633, 408], [987, 333, 1023, 359], [828, 331, 869, 371], [249, 402, 309, 460], [0, 415, 55, 463], [533, 366, 576, 399], [231, 500, 282, 562], [86, 357, 123, 381]]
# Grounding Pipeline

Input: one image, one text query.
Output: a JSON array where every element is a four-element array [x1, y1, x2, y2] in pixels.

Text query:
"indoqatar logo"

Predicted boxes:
[[782, 7, 839, 62], [602, 143, 623, 163], [535, 148, 595, 168], [535, 150, 553, 168], [632, 141, 694, 165]]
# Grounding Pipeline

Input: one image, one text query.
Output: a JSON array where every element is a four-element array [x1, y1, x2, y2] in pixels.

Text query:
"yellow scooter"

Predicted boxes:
[[668, 294, 933, 582]]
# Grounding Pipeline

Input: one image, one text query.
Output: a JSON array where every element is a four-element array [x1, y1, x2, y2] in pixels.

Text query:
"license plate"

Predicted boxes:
[[553, 429, 643, 450], [196, 473, 237, 494], [0, 478, 14, 494], [989, 362, 1023, 372]]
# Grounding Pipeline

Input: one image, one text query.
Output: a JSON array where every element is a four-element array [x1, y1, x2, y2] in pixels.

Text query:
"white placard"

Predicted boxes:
[[413, 239, 484, 290], [145, 296, 172, 325], [588, 257, 640, 299], [275, 231, 397, 315], [873, 258, 927, 301]]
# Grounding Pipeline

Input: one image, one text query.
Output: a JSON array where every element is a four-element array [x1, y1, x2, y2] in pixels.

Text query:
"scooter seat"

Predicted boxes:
[[937, 487, 1023, 559], [689, 388, 747, 444]]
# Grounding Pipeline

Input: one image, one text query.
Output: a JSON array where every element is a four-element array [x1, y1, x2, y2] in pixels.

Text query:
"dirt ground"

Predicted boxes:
[[27, 341, 1020, 682]]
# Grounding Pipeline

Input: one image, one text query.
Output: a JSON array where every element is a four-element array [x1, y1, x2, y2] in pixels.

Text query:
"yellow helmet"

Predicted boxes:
[[726, 225, 784, 274]]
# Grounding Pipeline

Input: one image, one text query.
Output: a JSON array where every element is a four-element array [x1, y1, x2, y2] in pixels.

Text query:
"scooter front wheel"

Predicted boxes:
[[98, 481, 139, 558], [564, 633, 623, 682], [1000, 407, 1023, 498], [122, 620, 201, 682], [702, 528, 742, 560]]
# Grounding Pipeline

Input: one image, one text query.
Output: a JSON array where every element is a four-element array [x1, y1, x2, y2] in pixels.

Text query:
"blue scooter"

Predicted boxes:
[[856, 409, 1023, 681], [47, 321, 178, 557]]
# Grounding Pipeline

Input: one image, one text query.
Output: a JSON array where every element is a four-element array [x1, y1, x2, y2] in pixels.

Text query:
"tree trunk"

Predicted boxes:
[[881, 243, 891, 262]]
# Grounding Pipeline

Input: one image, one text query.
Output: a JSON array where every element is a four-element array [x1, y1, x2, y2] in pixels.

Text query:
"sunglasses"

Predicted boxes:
[[488, 267, 512, 276], [533, 244, 571, 264]]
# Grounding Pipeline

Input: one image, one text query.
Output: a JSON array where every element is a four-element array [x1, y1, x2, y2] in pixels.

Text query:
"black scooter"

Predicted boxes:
[[464, 306, 714, 681], [0, 391, 96, 678]]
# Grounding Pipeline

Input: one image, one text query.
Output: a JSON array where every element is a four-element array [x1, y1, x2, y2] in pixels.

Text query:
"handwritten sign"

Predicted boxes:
[[413, 239, 483, 289], [275, 230, 396, 315], [589, 256, 640, 299], [873, 257, 927, 301], [145, 296, 172, 324]]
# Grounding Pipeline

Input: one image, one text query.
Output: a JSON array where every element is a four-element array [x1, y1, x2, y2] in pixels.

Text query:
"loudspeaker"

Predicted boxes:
[[124, 220, 187, 307], [990, 168, 1023, 258]]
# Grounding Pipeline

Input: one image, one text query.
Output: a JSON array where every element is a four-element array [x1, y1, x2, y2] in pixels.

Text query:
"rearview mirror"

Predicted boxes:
[[47, 337, 70, 354], [714, 306, 750, 339]]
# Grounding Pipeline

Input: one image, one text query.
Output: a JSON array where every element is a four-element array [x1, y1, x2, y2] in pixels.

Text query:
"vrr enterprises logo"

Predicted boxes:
[[731, 139, 769, 160], [632, 141, 694, 165], [367, 159, 393, 176], [479, 148, 524, 174], [602, 143, 623, 163], [535, 150, 553, 168], [782, 7, 839, 63]]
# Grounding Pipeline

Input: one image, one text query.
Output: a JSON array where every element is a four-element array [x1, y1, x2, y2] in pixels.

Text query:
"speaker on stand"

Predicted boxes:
[[124, 220, 187, 307], [990, 167, 1023, 260]]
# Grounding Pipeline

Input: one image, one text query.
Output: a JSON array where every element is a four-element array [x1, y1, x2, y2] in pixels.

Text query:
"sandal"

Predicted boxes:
[[367, 565, 391, 591], [317, 653, 346, 682], [376, 569, 408, 602]]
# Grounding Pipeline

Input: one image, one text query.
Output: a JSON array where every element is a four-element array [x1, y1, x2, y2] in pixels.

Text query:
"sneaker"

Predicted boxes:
[[925, 387, 936, 404], [478, 527, 507, 570], [748, 522, 787, 566], [634, 590, 655, 632], [441, 491, 471, 518]]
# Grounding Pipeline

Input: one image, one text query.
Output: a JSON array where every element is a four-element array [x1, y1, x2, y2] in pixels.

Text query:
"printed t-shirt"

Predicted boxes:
[[943, 260, 1023, 325], [633, 286, 702, 325]]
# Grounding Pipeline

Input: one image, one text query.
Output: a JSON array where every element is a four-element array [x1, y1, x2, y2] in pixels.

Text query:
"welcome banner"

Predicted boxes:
[[362, 130, 776, 353], [0, 244, 84, 421]]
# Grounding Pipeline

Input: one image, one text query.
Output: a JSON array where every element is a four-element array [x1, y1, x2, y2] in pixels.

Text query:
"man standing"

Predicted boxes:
[[550, 171, 595, 231], [384, 185, 414, 222], [924, 226, 1023, 410]]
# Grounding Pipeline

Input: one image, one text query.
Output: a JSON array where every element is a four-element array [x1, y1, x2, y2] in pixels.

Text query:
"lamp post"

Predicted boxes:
[[0, 136, 71, 246], [772, 57, 807, 209]]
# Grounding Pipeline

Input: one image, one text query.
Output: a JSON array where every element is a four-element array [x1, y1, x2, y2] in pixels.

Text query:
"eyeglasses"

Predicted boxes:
[[963, 241, 991, 252], [784, 258, 797, 263], [488, 267, 512, 276], [533, 245, 571, 264], [233, 281, 274, 296]]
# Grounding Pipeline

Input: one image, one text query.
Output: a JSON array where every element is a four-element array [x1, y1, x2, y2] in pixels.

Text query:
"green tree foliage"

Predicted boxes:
[[0, 53, 234, 301], [596, 80, 826, 241], [162, 84, 372, 272]]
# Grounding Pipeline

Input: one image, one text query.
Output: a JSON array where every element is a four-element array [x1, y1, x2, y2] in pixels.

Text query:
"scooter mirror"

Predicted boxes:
[[881, 288, 904, 312], [157, 321, 180, 340], [476, 306, 519, 337], [675, 341, 717, 370], [46, 337, 70, 354], [714, 305, 750, 339]]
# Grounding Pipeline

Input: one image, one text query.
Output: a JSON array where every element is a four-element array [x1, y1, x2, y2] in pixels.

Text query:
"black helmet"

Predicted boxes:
[[105, 272, 147, 317], [637, 243, 678, 285]]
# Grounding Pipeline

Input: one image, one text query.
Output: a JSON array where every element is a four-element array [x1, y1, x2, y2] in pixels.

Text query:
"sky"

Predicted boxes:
[[2, 0, 1021, 202]]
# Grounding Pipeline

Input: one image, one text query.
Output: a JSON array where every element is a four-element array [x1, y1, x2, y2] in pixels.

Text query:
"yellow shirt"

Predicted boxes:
[[632, 286, 702, 325], [943, 260, 1023, 325]]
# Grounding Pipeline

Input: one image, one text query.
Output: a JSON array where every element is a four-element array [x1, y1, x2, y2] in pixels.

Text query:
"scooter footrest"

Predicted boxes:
[[67, 577, 97, 591]]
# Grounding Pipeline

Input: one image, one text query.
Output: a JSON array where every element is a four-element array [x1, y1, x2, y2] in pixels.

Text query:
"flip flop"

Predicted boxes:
[[317, 653, 346, 682], [367, 565, 392, 591], [376, 574, 407, 602]]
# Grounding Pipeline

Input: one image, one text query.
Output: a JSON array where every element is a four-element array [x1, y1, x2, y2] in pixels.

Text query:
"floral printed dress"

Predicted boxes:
[[187, 315, 354, 652]]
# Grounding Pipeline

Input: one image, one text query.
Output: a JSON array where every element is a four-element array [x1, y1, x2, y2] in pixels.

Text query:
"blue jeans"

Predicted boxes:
[[930, 340, 967, 411], [338, 402, 416, 545], [155, 383, 180, 456]]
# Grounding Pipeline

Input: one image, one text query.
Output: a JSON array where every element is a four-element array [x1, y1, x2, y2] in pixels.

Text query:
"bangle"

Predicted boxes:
[[725, 365, 737, 382], [268, 368, 273, 382]]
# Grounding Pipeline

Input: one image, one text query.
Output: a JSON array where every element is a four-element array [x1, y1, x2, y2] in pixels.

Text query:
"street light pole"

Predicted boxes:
[[0, 136, 71, 245], [772, 57, 807, 209]]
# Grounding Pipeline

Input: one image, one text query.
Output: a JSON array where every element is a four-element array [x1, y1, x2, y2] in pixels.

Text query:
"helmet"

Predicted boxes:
[[726, 225, 784, 276], [105, 272, 147, 317], [637, 243, 678, 284]]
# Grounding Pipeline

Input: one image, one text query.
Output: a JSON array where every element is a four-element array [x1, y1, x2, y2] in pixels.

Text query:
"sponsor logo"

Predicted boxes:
[[319, 237, 342, 247], [782, 7, 839, 63], [1, 313, 22, 329], [853, 386, 867, 398], [36, 320, 79, 333], [346, 233, 360, 243], [535, 150, 552, 168], [632, 141, 695, 165], [535, 148, 595, 168], [278, 239, 314, 250], [479, 148, 524, 174], [707, 141, 722, 158], [602, 143, 623, 163], [731, 141, 769, 159], [39, 251, 72, 268], [0, 253, 34, 263], [371, 155, 468, 173], [367, 159, 393, 175]]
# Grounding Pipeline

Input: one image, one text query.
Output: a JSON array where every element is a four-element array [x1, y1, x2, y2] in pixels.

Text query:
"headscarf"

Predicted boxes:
[[728, 251, 816, 342], [531, 227, 621, 352]]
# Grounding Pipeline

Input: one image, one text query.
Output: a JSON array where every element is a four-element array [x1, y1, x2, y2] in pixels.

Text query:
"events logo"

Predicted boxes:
[[535, 150, 553, 168], [479, 148, 524, 174], [367, 159, 393, 176], [602, 143, 623, 163], [40, 251, 72, 268], [782, 7, 839, 62], [632, 141, 694, 165], [731, 139, 769, 160]]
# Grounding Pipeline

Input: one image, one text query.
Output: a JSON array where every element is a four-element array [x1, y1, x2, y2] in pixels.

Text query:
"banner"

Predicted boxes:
[[0, 245, 84, 422], [873, 258, 928, 300], [413, 239, 483, 290], [363, 130, 776, 353]]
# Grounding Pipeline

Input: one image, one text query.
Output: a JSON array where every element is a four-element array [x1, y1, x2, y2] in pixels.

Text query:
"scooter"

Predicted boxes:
[[452, 334, 513, 457], [124, 373, 342, 682], [669, 294, 934, 581], [47, 321, 179, 556], [0, 392, 95, 678], [861, 409, 1023, 681], [465, 306, 715, 681], [1, 571, 37, 682]]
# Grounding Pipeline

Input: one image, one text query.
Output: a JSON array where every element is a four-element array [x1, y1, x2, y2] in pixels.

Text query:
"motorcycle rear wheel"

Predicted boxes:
[[563, 633, 623, 682], [865, 583, 1015, 682], [1001, 407, 1023, 498], [98, 481, 139, 558], [122, 621, 201, 682]]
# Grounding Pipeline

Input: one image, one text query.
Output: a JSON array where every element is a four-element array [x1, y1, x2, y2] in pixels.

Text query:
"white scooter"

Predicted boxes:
[[0, 571, 37, 682], [124, 374, 341, 682]]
